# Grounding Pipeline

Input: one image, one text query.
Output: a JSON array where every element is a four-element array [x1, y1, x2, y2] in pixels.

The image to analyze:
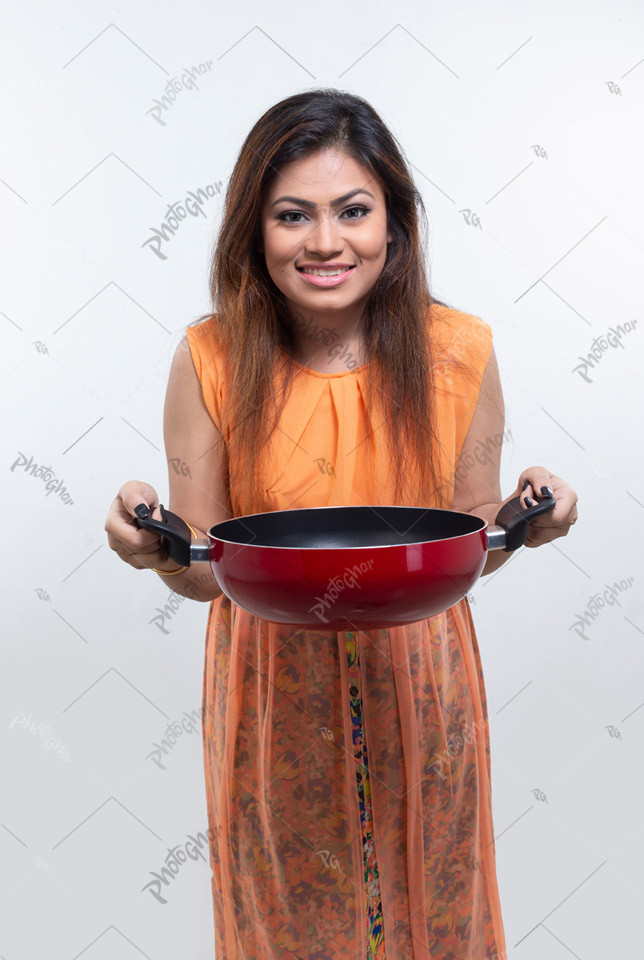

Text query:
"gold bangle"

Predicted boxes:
[[151, 521, 198, 575]]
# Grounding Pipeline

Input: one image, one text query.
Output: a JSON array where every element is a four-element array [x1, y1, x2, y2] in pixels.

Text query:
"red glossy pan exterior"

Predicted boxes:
[[134, 497, 555, 630], [211, 533, 487, 629]]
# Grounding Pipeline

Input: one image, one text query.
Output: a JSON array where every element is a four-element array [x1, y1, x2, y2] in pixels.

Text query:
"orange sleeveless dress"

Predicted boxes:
[[186, 305, 507, 960]]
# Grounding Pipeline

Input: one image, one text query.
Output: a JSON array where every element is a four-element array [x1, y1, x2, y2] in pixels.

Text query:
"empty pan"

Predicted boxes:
[[133, 495, 555, 630]]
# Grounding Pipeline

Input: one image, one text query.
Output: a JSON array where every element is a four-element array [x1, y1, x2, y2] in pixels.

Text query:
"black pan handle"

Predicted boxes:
[[132, 503, 210, 565], [486, 493, 556, 552]]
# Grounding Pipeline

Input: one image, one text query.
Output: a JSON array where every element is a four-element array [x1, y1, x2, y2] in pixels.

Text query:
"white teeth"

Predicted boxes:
[[300, 267, 351, 277]]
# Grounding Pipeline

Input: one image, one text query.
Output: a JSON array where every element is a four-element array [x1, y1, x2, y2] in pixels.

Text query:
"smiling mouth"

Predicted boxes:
[[296, 266, 356, 276], [294, 264, 357, 288]]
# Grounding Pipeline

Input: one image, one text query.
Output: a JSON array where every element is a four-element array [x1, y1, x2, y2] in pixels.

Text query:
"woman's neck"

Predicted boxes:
[[287, 308, 365, 362]]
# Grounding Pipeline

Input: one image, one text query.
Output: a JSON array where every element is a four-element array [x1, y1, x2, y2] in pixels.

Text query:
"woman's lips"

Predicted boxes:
[[296, 265, 356, 287]]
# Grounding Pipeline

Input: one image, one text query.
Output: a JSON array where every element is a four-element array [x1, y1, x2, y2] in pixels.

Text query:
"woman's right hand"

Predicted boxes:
[[105, 480, 176, 571]]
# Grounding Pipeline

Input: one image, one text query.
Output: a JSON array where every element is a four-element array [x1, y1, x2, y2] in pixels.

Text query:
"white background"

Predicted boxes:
[[1, 0, 643, 957]]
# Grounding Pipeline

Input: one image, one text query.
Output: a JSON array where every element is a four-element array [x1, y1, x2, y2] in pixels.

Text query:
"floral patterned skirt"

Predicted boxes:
[[345, 631, 387, 959]]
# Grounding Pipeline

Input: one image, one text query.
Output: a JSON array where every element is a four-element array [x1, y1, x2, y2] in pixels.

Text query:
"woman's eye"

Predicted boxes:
[[343, 204, 370, 220], [278, 210, 307, 224], [278, 205, 370, 224]]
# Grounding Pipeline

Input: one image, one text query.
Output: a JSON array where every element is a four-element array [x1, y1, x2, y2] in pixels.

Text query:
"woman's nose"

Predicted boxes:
[[303, 210, 344, 253]]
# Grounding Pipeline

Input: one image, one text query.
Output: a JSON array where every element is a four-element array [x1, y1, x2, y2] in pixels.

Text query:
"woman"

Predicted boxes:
[[105, 89, 578, 960]]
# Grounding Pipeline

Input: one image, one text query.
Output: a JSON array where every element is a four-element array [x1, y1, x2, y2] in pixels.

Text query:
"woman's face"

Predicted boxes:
[[260, 148, 392, 325]]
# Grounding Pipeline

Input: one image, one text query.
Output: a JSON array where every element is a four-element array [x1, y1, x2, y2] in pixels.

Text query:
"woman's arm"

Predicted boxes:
[[450, 343, 579, 576], [449, 344, 514, 577], [154, 333, 233, 601]]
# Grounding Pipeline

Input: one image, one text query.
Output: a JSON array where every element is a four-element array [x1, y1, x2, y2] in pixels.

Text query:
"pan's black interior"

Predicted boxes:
[[209, 505, 485, 549]]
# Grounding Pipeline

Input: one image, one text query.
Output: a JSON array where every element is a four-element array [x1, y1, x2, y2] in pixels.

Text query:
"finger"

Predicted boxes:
[[107, 491, 156, 529], [110, 536, 169, 573], [120, 481, 160, 522], [105, 531, 145, 568], [524, 525, 567, 547], [107, 528, 164, 563], [525, 499, 578, 543], [108, 514, 162, 553], [520, 469, 556, 509], [529, 488, 578, 528], [119, 486, 165, 547], [107, 506, 166, 557], [519, 474, 555, 510]]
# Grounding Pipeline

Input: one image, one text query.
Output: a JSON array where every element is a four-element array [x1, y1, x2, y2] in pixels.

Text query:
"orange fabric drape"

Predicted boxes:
[[186, 305, 506, 960]]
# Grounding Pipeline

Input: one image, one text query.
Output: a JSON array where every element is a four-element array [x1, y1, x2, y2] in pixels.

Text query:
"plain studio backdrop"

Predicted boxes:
[[1, 0, 643, 957]]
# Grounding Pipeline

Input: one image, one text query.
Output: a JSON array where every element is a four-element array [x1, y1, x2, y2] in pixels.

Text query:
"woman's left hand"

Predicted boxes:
[[519, 468, 579, 548]]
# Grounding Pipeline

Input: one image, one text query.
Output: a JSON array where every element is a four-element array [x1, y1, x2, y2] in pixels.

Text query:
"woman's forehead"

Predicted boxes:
[[266, 150, 380, 202]]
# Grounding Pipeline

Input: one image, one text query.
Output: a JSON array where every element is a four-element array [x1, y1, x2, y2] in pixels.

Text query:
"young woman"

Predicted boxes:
[[105, 89, 578, 960]]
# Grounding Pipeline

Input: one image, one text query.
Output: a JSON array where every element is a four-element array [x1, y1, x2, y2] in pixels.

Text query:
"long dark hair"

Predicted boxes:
[[189, 88, 476, 515]]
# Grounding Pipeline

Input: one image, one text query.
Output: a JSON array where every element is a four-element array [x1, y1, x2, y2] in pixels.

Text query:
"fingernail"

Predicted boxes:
[[134, 503, 150, 519], [524, 496, 534, 508], [541, 485, 553, 497], [522, 480, 530, 491]]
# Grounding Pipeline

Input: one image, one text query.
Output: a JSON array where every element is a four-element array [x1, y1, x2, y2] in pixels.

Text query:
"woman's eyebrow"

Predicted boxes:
[[270, 188, 375, 209]]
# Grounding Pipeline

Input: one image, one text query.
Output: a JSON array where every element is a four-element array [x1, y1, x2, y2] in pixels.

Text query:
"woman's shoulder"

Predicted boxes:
[[429, 302, 492, 341], [428, 303, 493, 364], [185, 315, 226, 350], [184, 316, 233, 391], [185, 314, 229, 361]]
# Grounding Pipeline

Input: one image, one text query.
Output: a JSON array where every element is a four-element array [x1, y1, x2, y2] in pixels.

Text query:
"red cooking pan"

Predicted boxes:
[[133, 495, 555, 630]]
